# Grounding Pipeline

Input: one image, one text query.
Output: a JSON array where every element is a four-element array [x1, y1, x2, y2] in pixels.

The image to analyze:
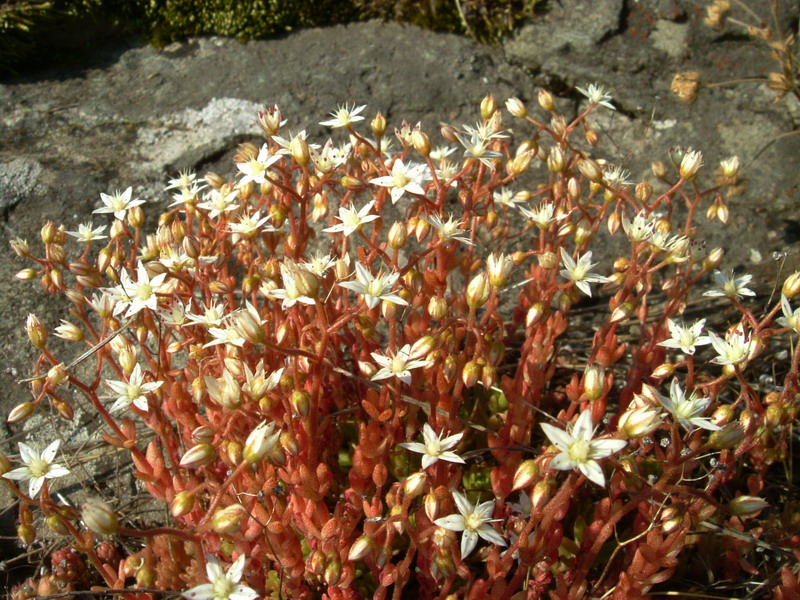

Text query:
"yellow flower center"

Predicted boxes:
[[28, 457, 48, 478], [567, 439, 591, 464]]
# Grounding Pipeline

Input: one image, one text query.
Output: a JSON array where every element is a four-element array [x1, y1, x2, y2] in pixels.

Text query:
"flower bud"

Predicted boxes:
[[729, 495, 768, 517], [462, 360, 482, 388], [507, 151, 533, 176], [243, 421, 280, 463], [403, 472, 428, 499], [610, 301, 634, 323], [8, 400, 35, 423], [290, 135, 310, 166], [531, 479, 553, 510], [651, 362, 675, 378], [526, 302, 548, 327], [411, 130, 431, 157], [82, 498, 118, 535], [291, 390, 310, 417], [18, 524, 35, 546], [387, 221, 407, 249], [347, 535, 374, 562], [579, 159, 604, 183], [46, 512, 70, 535], [424, 493, 439, 522], [371, 112, 386, 137], [211, 504, 246, 534], [10, 238, 30, 257], [466, 272, 491, 308], [704, 247, 725, 270], [618, 405, 662, 438], [782, 272, 800, 299], [47, 363, 69, 388], [582, 365, 605, 401], [708, 422, 744, 450], [480, 94, 497, 120], [537, 89, 554, 112], [179, 443, 215, 468], [505, 97, 527, 118], [428, 296, 448, 320], [547, 146, 565, 173], [170, 490, 195, 517], [26, 314, 47, 349], [512, 459, 540, 491], [41, 222, 57, 244]]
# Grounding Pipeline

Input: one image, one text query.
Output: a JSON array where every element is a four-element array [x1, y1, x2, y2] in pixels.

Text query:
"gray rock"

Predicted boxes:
[[0, 157, 42, 212]]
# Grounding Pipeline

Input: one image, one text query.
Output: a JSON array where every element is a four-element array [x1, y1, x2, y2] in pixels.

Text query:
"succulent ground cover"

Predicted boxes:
[[3, 85, 800, 599]]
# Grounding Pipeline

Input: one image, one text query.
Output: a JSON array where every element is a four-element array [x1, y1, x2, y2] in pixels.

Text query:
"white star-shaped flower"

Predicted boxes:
[[576, 83, 616, 110], [708, 324, 751, 365], [338, 263, 408, 309], [425, 213, 473, 246], [399, 423, 465, 469], [371, 344, 432, 385], [93, 187, 145, 220], [236, 144, 282, 185], [540, 409, 627, 487], [105, 364, 164, 413], [519, 203, 570, 229], [66, 222, 107, 242], [228, 210, 275, 238], [434, 491, 506, 558], [559, 248, 611, 297], [110, 261, 168, 318], [369, 159, 429, 204], [703, 270, 756, 300], [657, 379, 720, 432], [658, 318, 712, 355], [621, 211, 656, 243], [197, 188, 240, 219], [2, 440, 70, 498], [319, 103, 366, 128], [322, 201, 379, 237], [454, 130, 502, 169], [182, 554, 258, 600]]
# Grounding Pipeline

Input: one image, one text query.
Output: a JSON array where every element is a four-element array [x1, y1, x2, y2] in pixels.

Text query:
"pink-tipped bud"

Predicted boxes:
[[526, 302, 548, 327], [82, 497, 118, 535], [16, 268, 36, 280], [579, 159, 604, 183], [403, 472, 427, 499], [191, 425, 214, 444], [211, 504, 246, 534], [7, 402, 34, 423], [610, 301, 634, 323], [324, 556, 342, 586], [170, 491, 194, 517], [408, 336, 436, 361], [531, 479, 553, 510], [424, 492, 439, 522], [729, 495, 768, 517], [179, 443, 215, 468], [651, 363, 676, 378], [347, 535, 374, 562], [512, 459, 540, 491]]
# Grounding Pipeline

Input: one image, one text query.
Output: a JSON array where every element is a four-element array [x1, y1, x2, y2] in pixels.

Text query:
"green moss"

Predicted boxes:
[[1, 0, 544, 75]]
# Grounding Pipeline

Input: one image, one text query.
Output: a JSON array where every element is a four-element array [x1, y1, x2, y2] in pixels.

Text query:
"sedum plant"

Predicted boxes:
[[5, 89, 800, 599]]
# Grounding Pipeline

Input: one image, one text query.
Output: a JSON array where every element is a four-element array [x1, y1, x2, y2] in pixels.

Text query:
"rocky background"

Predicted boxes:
[[0, 0, 798, 585]]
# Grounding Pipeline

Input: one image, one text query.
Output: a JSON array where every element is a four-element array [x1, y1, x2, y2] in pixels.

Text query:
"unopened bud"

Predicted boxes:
[[403, 472, 427, 499], [537, 89, 554, 112], [507, 151, 533, 176], [211, 504, 246, 534], [348, 535, 374, 562], [729, 495, 768, 517], [466, 272, 491, 308], [290, 135, 310, 166], [26, 314, 47, 349], [651, 363, 675, 378], [291, 390, 310, 417], [526, 302, 548, 327], [82, 498, 118, 535], [480, 94, 497, 120], [583, 365, 605, 401], [547, 146, 565, 173], [388, 221, 407, 249], [782, 272, 800, 299], [505, 97, 527, 118], [324, 556, 341, 586], [618, 406, 662, 438], [679, 150, 703, 180], [170, 491, 194, 517], [579, 159, 604, 183], [47, 363, 68, 388], [708, 422, 744, 449], [512, 459, 540, 491], [179, 443, 215, 468], [371, 113, 386, 137], [428, 296, 448, 320], [462, 360, 482, 388], [704, 247, 725, 270], [411, 130, 431, 156]]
